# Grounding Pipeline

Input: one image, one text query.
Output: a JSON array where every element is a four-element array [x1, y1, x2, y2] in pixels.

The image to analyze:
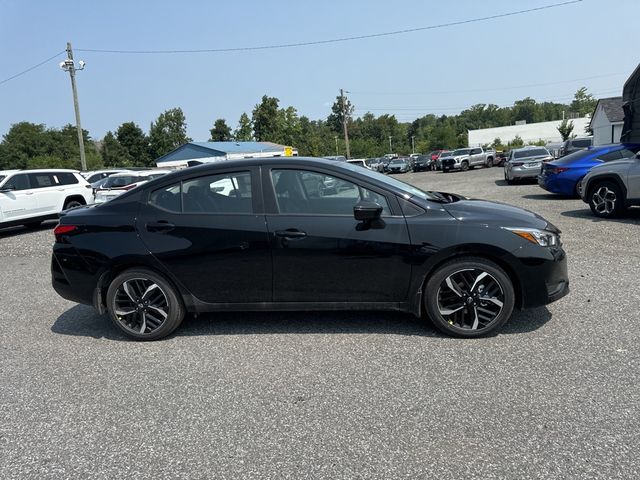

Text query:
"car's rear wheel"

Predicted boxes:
[[106, 268, 185, 340], [574, 178, 583, 198], [63, 198, 84, 210], [588, 181, 625, 218], [424, 257, 515, 338]]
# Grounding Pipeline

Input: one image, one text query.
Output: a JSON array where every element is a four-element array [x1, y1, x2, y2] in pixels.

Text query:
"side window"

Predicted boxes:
[[54, 173, 79, 185], [29, 173, 56, 188], [182, 171, 252, 214], [618, 148, 640, 159], [470, 148, 481, 154], [4, 174, 30, 191], [598, 151, 623, 162], [149, 183, 181, 212], [271, 169, 390, 215]]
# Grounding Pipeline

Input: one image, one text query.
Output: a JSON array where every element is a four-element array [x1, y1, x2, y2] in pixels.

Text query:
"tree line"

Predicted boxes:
[[0, 88, 597, 170]]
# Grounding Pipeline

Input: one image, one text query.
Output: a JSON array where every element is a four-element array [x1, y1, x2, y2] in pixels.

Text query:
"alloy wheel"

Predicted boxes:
[[591, 186, 616, 215], [113, 277, 169, 335], [436, 268, 504, 331]]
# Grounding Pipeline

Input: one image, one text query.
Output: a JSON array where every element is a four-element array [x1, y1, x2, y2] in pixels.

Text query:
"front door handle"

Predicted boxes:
[[275, 229, 307, 239], [146, 220, 175, 233]]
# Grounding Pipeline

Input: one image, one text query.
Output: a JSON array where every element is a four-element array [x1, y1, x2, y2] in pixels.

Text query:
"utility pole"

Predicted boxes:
[[334, 135, 339, 156], [411, 136, 415, 154], [340, 89, 351, 159], [60, 42, 87, 170], [389, 136, 393, 153]]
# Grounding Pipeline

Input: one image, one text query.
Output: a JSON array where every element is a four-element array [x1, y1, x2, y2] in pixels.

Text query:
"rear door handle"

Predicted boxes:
[[146, 220, 175, 233], [275, 229, 307, 239]]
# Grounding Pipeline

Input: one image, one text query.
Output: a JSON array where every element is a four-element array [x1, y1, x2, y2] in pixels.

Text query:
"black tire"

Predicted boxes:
[[574, 178, 583, 199], [588, 180, 625, 218], [461, 161, 469, 172], [424, 257, 515, 338], [486, 158, 493, 168], [443, 168, 449, 173], [63, 198, 84, 210], [106, 268, 185, 340]]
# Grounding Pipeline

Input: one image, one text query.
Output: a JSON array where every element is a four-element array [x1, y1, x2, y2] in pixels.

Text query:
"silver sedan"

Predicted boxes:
[[504, 147, 553, 184]]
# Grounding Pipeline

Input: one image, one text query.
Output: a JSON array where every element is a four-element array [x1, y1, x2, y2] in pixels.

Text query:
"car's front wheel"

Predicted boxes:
[[588, 181, 625, 218], [106, 268, 185, 340], [460, 161, 469, 172], [424, 257, 515, 338]]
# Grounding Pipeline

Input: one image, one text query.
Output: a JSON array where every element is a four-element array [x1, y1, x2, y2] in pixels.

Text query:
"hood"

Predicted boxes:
[[442, 198, 553, 230]]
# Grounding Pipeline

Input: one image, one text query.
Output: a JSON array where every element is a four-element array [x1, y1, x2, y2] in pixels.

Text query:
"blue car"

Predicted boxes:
[[538, 143, 640, 197]]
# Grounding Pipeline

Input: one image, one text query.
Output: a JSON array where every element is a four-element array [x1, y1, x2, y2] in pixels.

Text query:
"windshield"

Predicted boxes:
[[554, 148, 603, 165], [339, 162, 438, 201], [390, 159, 406, 165], [514, 148, 549, 159], [453, 149, 472, 156], [102, 175, 139, 188]]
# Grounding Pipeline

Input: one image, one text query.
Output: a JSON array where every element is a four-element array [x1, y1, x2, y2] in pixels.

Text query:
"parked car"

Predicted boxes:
[[435, 150, 453, 170], [365, 158, 385, 172], [387, 157, 412, 174], [52, 157, 569, 340], [580, 151, 640, 218], [347, 159, 371, 170], [0, 169, 93, 229], [538, 144, 640, 197], [441, 148, 472, 172], [94, 170, 171, 204], [558, 137, 592, 157], [412, 155, 432, 172], [504, 147, 553, 184], [82, 169, 134, 185], [468, 147, 496, 168], [494, 151, 508, 167]]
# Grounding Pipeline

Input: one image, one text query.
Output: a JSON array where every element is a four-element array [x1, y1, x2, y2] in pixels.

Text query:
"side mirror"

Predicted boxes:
[[354, 201, 383, 222]]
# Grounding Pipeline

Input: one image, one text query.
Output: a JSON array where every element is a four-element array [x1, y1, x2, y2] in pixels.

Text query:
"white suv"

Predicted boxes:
[[0, 169, 94, 229]]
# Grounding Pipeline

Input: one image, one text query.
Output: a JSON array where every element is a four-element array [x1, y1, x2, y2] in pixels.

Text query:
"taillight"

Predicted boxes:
[[550, 167, 569, 174], [54, 224, 78, 242], [122, 183, 138, 191]]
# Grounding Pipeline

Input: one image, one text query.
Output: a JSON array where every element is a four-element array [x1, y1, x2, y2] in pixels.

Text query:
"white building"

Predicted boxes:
[[589, 97, 624, 145], [468, 117, 591, 147]]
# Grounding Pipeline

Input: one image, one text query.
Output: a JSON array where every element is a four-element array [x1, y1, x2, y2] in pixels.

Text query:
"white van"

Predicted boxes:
[[0, 169, 93, 229]]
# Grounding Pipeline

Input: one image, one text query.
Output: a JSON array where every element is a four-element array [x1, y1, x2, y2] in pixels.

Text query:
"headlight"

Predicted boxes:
[[504, 227, 560, 247]]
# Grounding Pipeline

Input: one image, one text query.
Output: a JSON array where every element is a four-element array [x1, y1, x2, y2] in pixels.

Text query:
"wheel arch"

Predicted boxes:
[[411, 245, 524, 318], [584, 173, 628, 200], [63, 194, 87, 209]]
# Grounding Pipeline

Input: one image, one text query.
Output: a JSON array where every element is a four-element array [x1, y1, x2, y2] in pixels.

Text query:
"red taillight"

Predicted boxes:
[[550, 167, 569, 174], [122, 183, 138, 191], [54, 224, 78, 242]]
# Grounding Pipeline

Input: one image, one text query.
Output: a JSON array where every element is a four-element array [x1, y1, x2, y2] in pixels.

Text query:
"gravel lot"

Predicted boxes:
[[1, 166, 639, 479]]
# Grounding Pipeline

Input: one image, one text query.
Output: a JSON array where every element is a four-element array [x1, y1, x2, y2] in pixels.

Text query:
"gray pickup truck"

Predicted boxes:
[[441, 146, 496, 172]]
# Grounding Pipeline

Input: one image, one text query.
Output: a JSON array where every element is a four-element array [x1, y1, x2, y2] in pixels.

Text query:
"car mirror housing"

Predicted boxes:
[[354, 201, 383, 222]]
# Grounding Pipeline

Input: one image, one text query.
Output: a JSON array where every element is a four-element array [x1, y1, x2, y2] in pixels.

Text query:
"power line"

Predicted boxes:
[[75, 1, 582, 54], [0, 50, 65, 86]]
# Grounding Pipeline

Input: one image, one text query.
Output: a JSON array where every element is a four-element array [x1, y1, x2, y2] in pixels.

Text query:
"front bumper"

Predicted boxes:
[[513, 245, 569, 308]]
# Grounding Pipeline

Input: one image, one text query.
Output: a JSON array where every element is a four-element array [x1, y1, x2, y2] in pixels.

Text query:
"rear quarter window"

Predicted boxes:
[[55, 173, 80, 185]]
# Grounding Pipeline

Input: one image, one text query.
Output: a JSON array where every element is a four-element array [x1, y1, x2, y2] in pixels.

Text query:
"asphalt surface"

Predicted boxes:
[[1, 166, 639, 479]]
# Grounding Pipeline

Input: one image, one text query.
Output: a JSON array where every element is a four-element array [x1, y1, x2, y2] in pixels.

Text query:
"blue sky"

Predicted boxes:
[[0, 0, 638, 140]]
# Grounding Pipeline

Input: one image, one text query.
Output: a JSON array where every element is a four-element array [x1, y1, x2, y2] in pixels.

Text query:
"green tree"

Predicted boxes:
[[149, 108, 191, 159], [508, 135, 525, 148], [101, 131, 132, 167], [570, 87, 597, 117], [116, 122, 150, 166], [327, 95, 354, 134], [209, 118, 232, 141], [252, 95, 281, 141], [234, 113, 253, 141], [0, 122, 50, 169], [557, 119, 575, 141]]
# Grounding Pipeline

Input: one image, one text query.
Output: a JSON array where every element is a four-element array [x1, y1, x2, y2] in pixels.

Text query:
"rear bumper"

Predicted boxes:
[[538, 174, 575, 195], [510, 167, 540, 179]]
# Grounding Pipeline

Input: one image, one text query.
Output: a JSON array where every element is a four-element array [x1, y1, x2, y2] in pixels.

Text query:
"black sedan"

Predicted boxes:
[[52, 157, 569, 340]]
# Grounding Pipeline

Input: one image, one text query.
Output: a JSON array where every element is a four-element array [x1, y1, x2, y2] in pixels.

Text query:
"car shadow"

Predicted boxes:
[[494, 179, 538, 187], [51, 304, 552, 341], [561, 207, 640, 224], [521, 193, 574, 201], [0, 220, 56, 239]]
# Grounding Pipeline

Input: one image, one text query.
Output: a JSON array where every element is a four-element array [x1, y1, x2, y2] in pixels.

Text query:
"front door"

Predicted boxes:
[[0, 173, 37, 222], [264, 168, 412, 303], [137, 168, 272, 304]]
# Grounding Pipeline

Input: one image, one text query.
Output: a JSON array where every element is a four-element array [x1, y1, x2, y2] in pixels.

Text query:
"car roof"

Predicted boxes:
[[0, 170, 21, 175], [0, 168, 79, 174]]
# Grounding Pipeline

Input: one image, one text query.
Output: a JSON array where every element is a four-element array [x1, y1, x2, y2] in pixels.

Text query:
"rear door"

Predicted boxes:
[[0, 173, 37, 222], [28, 172, 63, 214], [263, 166, 412, 303], [137, 167, 272, 304]]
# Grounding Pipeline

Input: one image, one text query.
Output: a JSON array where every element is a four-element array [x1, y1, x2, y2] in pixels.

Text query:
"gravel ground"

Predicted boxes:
[[1, 166, 638, 479]]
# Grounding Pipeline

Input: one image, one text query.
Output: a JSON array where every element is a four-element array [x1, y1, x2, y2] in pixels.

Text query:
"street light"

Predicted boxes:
[[59, 42, 87, 171]]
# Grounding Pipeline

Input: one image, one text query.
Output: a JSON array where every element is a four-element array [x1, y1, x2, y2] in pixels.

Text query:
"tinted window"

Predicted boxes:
[[571, 138, 592, 148], [182, 172, 252, 214], [618, 146, 640, 158], [0, 175, 5, 184], [597, 151, 623, 162], [29, 173, 55, 188], [86, 173, 106, 183], [271, 169, 389, 216], [4, 173, 30, 191], [513, 148, 549, 159], [103, 175, 139, 188], [149, 183, 181, 212], [453, 149, 472, 155], [554, 149, 598, 165], [470, 148, 481, 154], [54, 172, 79, 185]]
